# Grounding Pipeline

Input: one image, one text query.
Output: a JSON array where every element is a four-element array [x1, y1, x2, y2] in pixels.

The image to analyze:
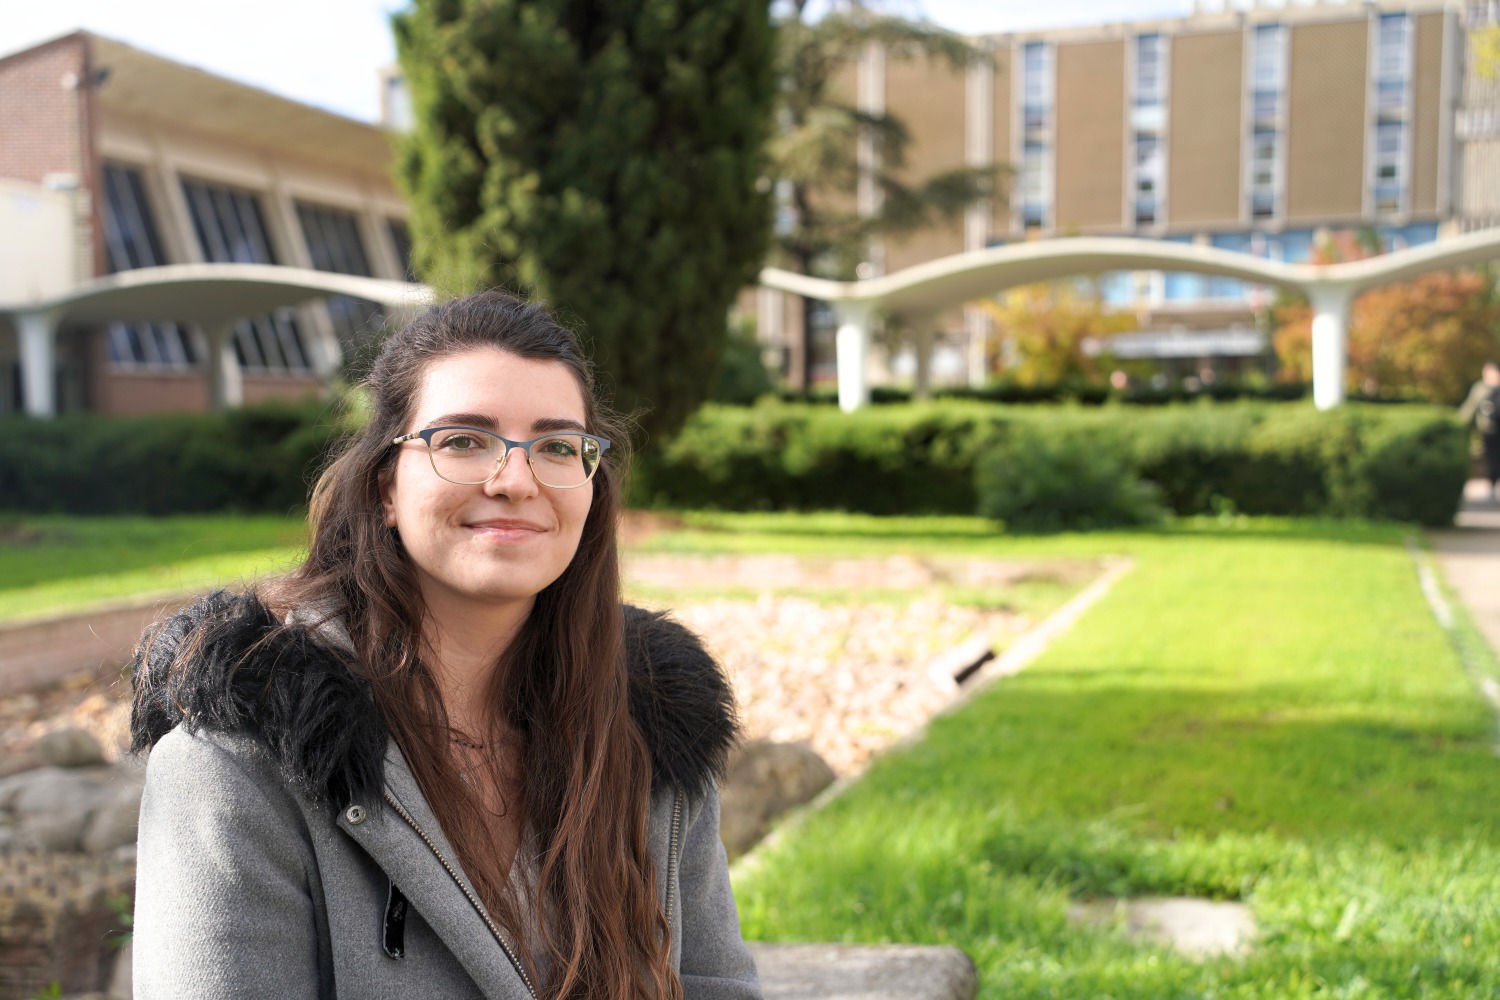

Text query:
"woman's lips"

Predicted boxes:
[[467, 519, 546, 541]]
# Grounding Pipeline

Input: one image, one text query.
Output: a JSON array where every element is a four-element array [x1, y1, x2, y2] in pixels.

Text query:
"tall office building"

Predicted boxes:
[[759, 0, 1492, 387]]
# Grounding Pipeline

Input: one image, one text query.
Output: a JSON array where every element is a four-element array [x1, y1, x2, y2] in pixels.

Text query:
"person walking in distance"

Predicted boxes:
[[1459, 361, 1500, 501]]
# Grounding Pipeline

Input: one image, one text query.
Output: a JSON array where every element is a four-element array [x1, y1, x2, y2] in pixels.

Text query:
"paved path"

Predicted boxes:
[[1426, 479, 1500, 657]]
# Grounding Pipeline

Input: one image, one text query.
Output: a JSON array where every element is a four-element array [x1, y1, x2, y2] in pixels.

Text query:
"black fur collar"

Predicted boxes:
[[130, 591, 738, 808]]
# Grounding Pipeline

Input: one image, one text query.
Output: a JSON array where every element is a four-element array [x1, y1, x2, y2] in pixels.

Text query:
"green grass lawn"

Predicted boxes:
[[0, 515, 305, 623], [639, 513, 1500, 1000], [7, 510, 1498, 994]]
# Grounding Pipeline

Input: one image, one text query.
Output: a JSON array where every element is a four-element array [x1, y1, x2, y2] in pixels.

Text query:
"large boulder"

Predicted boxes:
[[719, 740, 836, 858], [36, 727, 107, 769]]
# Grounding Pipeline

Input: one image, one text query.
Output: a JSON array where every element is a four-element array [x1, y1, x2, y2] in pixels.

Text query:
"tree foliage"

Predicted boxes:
[[979, 282, 1137, 386], [769, 0, 1003, 388], [1270, 233, 1500, 403], [393, 0, 775, 442], [1474, 23, 1500, 81]]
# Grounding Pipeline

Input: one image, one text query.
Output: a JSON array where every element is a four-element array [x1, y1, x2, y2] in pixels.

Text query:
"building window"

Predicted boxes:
[[100, 163, 196, 370], [1248, 24, 1286, 221], [1019, 41, 1052, 230], [181, 177, 312, 374], [296, 201, 384, 355], [1132, 34, 1167, 227], [1370, 13, 1411, 217], [388, 218, 416, 282]]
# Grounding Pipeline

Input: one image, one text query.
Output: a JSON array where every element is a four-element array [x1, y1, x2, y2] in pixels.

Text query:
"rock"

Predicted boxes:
[[21, 810, 92, 852], [108, 939, 133, 1000], [719, 740, 836, 857], [0, 749, 45, 778], [37, 726, 107, 768], [749, 942, 978, 1000], [0, 766, 115, 853], [81, 771, 146, 855], [1067, 896, 1257, 960], [6, 766, 113, 816]]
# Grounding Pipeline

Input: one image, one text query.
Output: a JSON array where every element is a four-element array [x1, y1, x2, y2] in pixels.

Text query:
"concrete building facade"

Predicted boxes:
[[0, 32, 412, 417], [759, 0, 1498, 389]]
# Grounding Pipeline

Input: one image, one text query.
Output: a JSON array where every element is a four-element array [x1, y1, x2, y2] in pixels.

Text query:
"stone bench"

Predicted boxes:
[[749, 942, 978, 1000]]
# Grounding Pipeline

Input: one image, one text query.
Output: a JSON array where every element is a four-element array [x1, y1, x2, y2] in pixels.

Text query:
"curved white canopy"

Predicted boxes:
[[758, 229, 1500, 318], [7, 262, 434, 328]]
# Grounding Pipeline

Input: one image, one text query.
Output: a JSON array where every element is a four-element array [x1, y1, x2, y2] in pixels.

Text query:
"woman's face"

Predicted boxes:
[[381, 347, 594, 618]]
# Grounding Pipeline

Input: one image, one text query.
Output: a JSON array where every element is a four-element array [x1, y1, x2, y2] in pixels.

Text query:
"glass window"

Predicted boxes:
[[388, 219, 416, 281], [1252, 25, 1284, 91], [101, 163, 196, 369], [1208, 233, 1251, 299], [1136, 34, 1164, 106], [1376, 80, 1407, 119], [181, 177, 311, 374], [1252, 90, 1279, 125], [296, 201, 384, 355], [1377, 14, 1410, 80]]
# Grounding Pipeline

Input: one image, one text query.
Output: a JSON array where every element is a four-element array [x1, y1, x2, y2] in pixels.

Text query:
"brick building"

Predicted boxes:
[[0, 31, 412, 416]]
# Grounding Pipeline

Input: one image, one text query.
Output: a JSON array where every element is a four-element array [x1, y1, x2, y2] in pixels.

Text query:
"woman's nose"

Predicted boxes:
[[483, 444, 539, 498]]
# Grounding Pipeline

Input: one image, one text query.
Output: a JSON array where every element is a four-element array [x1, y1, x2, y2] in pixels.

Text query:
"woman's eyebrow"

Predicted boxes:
[[422, 413, 587, 434], [532, 417, 587, 433], [425, 412, 498, 430]]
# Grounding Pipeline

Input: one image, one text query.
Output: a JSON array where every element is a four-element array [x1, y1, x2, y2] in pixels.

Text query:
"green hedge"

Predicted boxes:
[[631, 400, 1468, 526], [1, 398, 1467, 526], [0, 401, 347, 515]]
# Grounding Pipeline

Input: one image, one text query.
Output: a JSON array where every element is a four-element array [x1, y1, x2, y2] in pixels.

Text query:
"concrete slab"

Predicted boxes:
[[749, 942, 978, 1000], [1068, 897, 1257, 959]]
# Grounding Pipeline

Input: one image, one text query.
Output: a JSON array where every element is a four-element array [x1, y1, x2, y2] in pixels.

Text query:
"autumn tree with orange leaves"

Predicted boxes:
[[1272, 233, 1500, 403], [981, 281, 1137, 385]]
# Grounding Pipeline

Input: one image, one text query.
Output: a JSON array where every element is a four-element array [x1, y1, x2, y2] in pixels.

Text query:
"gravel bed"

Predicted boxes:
[[1, 556, 1082, 778]]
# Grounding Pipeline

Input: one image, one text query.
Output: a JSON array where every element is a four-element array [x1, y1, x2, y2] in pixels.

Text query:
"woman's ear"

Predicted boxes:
[[378, 474, 398, 528]]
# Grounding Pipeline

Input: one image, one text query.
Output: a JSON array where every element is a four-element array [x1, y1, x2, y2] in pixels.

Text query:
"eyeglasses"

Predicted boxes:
[[391, 426, 611, 489]]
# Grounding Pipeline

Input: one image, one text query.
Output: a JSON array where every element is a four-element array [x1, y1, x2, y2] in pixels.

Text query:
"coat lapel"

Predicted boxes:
[[338, 742, 536, 1000]]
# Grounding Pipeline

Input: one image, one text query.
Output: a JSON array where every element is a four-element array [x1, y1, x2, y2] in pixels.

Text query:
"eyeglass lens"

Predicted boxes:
[[427, 429, 601, 488]]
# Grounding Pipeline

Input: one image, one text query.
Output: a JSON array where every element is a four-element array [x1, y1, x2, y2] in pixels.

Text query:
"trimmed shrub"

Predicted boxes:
[[0, 401, 347, 515], [974, 429, 1165, 533], [633, 400, 1468, 527]]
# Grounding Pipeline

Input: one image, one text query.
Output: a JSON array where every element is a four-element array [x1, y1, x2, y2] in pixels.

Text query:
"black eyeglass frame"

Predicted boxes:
[[391, 425, 612, 489]]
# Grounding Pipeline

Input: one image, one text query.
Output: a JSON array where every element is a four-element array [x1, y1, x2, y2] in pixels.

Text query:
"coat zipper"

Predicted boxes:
[[664, 789, 684, 926], [382, 790, 539, 1000]]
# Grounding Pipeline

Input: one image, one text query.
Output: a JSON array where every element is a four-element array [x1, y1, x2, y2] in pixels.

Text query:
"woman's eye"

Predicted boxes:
[[538, 437, 580, 458], [438, 434, 482, 452]]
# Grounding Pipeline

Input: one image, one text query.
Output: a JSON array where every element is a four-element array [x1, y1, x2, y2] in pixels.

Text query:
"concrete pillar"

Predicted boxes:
[[17, 310, 58, 418], [1308, 283, 1354, 411], [835, 301, 876, 413], [204, 322, 244, 411], [908, 312, 938, 402], [964, 306, 989, 389]]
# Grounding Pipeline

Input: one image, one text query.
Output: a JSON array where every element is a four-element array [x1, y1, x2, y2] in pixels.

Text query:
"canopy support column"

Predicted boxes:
[[834, 301, 875, 413], [204, 322, 244, 411], [17, 310, 58, 418], [1309, 282, 1355, 411]]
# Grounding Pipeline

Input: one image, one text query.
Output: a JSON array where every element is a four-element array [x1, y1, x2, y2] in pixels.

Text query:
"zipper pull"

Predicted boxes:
[[383, 878, 408, 959]]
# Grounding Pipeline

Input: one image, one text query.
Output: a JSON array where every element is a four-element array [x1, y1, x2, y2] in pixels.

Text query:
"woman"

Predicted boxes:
[[130, 291, 760, 1000]]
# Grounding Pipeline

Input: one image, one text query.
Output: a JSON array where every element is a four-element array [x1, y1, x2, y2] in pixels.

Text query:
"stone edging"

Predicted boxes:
[[731, 556, 1136, 875]]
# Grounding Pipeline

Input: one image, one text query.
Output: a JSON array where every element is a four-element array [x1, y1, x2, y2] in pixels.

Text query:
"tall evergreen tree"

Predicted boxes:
[[393, 0, 775, 442], [771, 1, 1002, 390]]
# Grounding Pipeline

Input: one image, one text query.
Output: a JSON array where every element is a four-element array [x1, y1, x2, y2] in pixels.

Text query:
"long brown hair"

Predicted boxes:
[[267, 291, 675, 1000]]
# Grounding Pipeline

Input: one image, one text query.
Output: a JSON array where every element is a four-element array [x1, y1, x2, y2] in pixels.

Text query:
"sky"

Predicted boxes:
[[3, 0, 1201, 125]]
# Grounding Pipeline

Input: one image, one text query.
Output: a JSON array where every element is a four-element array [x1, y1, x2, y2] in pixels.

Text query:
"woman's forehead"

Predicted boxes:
[[411, 348, 587, 423]]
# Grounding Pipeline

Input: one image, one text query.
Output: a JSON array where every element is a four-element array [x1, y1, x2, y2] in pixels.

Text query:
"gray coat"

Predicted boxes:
[[130, 592, 760, 1000]]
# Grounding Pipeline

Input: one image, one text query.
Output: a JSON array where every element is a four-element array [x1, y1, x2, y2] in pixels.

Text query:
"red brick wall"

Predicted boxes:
[[0, 34, 87, 186]]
